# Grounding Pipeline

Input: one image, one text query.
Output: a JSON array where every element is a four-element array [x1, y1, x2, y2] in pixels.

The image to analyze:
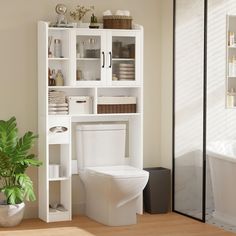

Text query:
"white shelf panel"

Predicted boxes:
[[77, 58, 100, 61], [49, 177, 69, 182], [95, 113, 141, 117], [228, 46, 236, 49], [49, 27, 71, 31], [48, 58, 69, 61], [49, 113, 141, 118], [48, 211, 70, 222], [112, 58, 135, 61], [48, 85, 142, 89]]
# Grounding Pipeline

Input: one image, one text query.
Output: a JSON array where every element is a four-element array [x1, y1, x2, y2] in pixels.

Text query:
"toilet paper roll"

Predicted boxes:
[[49, 165, 54, 179], [49, 164, 60, 178], [53, 165, 60, 178]]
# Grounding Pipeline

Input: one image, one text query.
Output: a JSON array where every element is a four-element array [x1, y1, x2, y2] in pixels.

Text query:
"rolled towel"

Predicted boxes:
[[115, 10, 131, 16], [115, 10, 124, 16], [123, 10, 130, 16], [103, 10, 112, 16]]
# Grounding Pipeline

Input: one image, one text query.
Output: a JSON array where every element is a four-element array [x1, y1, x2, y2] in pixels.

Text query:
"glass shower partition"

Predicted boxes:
[[173, 0, 207, 221]]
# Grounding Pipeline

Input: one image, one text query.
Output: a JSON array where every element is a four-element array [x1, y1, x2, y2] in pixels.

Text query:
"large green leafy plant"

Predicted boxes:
[[0, 117, 42, 205]]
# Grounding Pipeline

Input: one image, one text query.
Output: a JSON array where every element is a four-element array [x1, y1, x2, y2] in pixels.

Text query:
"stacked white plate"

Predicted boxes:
[[118, 63, 135, 80]]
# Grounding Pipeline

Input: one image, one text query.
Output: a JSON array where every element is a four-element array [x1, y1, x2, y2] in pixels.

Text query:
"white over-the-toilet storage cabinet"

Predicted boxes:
[[38, 21, 143, 222]]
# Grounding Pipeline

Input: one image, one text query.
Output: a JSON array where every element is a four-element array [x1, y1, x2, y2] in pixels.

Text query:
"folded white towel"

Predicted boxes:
[[48, 111, 69, 115]]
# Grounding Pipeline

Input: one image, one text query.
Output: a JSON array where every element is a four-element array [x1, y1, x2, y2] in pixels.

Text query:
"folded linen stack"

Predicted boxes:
[[48, 90, 68, 115]]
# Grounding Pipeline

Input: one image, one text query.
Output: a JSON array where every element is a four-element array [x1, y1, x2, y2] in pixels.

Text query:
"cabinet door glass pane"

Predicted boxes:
[[76, 35, 101, 81], [112, 36, 135, 82]]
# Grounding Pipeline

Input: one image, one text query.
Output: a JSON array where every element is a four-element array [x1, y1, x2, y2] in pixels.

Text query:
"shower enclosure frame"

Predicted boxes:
[[172, 0, 208, 223]]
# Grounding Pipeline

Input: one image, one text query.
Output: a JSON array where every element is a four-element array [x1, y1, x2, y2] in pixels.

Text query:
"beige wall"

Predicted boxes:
[[161, 0, 173, 169], [0, 0, 165, 218]]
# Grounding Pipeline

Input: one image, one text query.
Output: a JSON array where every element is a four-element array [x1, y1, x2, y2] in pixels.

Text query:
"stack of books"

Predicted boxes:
[[48, 90, 69, 115]]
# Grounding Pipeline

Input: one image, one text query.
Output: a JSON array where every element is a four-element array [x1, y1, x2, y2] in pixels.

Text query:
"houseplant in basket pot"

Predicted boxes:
[[0, 117, 42, 227]]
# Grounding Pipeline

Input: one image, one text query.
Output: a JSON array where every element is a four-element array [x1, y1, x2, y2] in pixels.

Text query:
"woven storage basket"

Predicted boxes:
[[103, 15, 132, 29]]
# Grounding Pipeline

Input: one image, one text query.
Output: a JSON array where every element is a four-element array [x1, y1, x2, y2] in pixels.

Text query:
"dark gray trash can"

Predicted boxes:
[[143, 167, 171, 214]]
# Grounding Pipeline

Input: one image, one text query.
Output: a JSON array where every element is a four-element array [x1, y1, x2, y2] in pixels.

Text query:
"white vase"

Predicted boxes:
[[71, 22, 77, 28], [0, 202, 25, 227], [76, 21, 90, 28], [77, 20, 83, 28]]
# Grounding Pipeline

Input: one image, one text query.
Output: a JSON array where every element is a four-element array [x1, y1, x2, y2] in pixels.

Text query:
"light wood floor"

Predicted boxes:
[[0, 213, 235, 236]]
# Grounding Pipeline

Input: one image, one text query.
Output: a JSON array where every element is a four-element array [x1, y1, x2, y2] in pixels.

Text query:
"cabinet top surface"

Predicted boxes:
[[39, 21, 143, 32]]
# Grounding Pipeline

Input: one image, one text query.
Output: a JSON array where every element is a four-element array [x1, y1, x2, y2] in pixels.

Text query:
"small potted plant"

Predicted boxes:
[[70, 5, 94, 27], [0, 117, 42, 227], [89, 14, 99, 29]]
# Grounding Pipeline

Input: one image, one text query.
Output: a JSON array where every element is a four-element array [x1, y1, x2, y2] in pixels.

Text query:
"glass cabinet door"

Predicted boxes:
[[75, 31, 106, 86], [108, 31, 141, 86]]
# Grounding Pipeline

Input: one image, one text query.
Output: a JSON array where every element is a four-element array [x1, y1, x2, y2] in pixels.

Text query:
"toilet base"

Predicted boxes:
[[86, 197, 138, 226]]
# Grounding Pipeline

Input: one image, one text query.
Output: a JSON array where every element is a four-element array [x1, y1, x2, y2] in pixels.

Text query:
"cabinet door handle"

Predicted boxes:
[[102, 51, 105, 68], [76, 100, 86, 103], [109, 52, 112, 68]]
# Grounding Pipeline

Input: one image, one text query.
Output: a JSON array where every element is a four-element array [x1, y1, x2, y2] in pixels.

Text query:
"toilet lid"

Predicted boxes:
[[85, 165, 148, 179]]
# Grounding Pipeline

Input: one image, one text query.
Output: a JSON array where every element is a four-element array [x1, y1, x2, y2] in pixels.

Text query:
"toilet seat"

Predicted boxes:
[[85, 165, 148, 179]]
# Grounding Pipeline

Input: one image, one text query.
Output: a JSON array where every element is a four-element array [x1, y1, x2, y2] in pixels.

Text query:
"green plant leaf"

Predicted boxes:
[[0, 117, 41, 204], [1, 186, 23, 204], [19, 158, 42, 167], [0, 117, 18, 155], [15, 174, 36, 202], [0, 151, 12, 177], [13, 132, 38, 160]]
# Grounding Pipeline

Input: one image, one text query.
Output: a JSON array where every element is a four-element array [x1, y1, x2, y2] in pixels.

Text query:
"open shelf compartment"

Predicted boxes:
[[49, 180, 71, 222]]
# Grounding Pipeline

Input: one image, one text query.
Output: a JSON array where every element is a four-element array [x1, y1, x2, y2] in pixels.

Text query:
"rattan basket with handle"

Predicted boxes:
[[103, 15, 132, 29]]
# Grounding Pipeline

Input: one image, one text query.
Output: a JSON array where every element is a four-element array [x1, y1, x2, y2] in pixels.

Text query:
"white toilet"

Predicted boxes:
[[76, 123, 149, 226]]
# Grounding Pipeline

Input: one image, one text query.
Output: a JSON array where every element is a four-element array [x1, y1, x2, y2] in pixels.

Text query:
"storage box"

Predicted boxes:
[[67, 96, 92, 115], [97, 96, 136, 114]]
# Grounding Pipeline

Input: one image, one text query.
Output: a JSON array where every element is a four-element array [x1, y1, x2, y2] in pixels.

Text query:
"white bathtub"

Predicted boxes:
[[207, 140, 236, 225]]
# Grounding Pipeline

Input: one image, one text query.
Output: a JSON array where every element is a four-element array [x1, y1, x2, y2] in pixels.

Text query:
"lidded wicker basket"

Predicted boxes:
[[103, 15, 132, 29]]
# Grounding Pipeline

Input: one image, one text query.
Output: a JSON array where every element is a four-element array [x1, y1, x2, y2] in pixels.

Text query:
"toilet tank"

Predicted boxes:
[[76, 124, 126, 169]]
